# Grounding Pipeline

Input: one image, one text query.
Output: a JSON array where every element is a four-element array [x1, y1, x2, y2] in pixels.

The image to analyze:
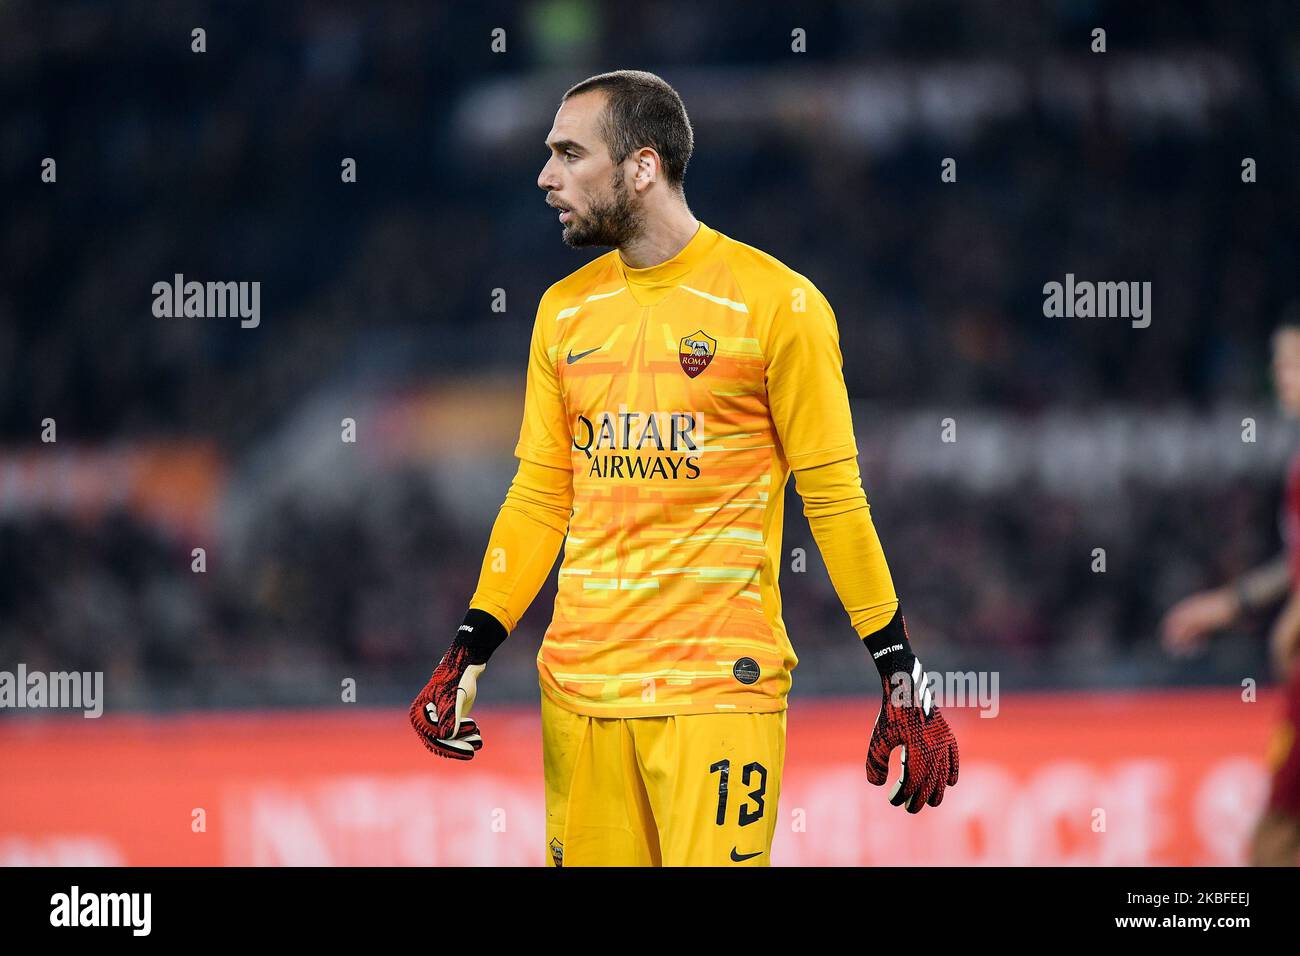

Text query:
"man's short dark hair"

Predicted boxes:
[[563, 70, 693, 191]]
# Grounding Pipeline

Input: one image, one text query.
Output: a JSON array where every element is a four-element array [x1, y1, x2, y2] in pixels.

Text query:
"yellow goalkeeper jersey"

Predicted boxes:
[[518, 221, 859, 717]]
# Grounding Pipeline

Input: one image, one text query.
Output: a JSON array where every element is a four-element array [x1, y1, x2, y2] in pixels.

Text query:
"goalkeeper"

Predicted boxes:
[[411, 69, 959, 866]]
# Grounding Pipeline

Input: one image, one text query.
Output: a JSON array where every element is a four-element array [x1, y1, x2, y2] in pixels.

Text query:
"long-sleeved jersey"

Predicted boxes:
[[471, 221, 897, 717]]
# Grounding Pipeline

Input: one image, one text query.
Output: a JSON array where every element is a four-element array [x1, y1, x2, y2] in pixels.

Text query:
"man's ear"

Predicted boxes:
[[633, 149, 658, 190]]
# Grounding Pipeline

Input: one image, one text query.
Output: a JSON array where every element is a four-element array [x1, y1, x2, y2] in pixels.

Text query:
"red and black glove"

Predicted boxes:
[[863, 607, 960, 813], [409, 609, 507, 760]]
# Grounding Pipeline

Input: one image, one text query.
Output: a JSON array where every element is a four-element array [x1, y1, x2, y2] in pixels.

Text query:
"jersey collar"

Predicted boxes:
[[615, 222, 719, 298]]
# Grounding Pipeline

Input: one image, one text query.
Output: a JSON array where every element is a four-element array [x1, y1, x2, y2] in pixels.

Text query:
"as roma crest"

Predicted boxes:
[[678, 329, 717, 378]]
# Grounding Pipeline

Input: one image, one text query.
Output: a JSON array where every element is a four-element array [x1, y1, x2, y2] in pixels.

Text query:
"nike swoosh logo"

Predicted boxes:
[[566, 346, 600, 364], [730, 848, 763, 862]]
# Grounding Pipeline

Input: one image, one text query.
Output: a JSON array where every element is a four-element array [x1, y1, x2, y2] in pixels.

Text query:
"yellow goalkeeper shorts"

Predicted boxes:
[[541, 693, 787, 867]]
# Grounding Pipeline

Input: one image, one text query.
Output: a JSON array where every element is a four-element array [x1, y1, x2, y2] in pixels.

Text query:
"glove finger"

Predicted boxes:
[[918, 753, 949, 810], [906, 787, 929, 814], [866, 737, 892, 787], [868, 743, 889, 790], [926, 758, 948, 807], [888, 744, 913, 806], [416, 696, 458, 741], [454, 717, 484, 752], [426, 715, 484, 759], [865, 710, 898, 786], [438, 696, 464, 739], [894, 741, 936, 811], [905, 761, 939, 814], [409, 711, 474, 760], [409, 696, 436, 737], [428, 734, 478, 760], [947, 740, 960, 786]]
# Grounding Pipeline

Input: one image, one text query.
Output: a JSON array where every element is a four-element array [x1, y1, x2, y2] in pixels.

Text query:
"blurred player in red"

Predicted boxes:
[[1161, 319, 1300, 866]]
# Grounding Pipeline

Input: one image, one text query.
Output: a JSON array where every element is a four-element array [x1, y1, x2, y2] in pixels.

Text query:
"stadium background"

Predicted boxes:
[[2, 0, 1298, 865]]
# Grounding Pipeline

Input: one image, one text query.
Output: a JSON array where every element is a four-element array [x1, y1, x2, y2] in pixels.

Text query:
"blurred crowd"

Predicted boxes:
[[1, 1, 1296, 706], [3, 2, 1297, 446]]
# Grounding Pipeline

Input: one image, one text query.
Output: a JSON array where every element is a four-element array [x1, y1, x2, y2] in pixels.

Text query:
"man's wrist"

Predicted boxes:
[[861, 605, 916, 680], [454, 608, 509, 664]]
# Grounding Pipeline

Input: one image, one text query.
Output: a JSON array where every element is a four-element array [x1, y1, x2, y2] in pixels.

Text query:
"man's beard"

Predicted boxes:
[[562, 171, 643, 249]]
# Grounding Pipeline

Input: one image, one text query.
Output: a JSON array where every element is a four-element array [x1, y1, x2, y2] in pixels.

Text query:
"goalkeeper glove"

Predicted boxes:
[[409, 609, 507, 760], [863, 607, 960, 813]]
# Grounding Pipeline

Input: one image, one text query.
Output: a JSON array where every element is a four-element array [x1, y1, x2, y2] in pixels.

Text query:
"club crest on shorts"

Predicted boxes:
[[679, 330, 717, 378], [549, 837, 564, 867]]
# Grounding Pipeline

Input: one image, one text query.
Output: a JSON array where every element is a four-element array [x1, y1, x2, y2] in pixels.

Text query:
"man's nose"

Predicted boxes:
[[538, 159, 558, 192]]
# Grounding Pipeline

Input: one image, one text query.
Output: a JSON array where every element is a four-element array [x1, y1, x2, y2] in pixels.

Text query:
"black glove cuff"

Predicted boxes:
[[454, 608, 509, 664], [861, 605, 916, 681]]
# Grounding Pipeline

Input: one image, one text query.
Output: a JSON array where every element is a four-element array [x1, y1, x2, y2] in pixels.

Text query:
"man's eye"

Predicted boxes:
[[565, 151, 578, 161]]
